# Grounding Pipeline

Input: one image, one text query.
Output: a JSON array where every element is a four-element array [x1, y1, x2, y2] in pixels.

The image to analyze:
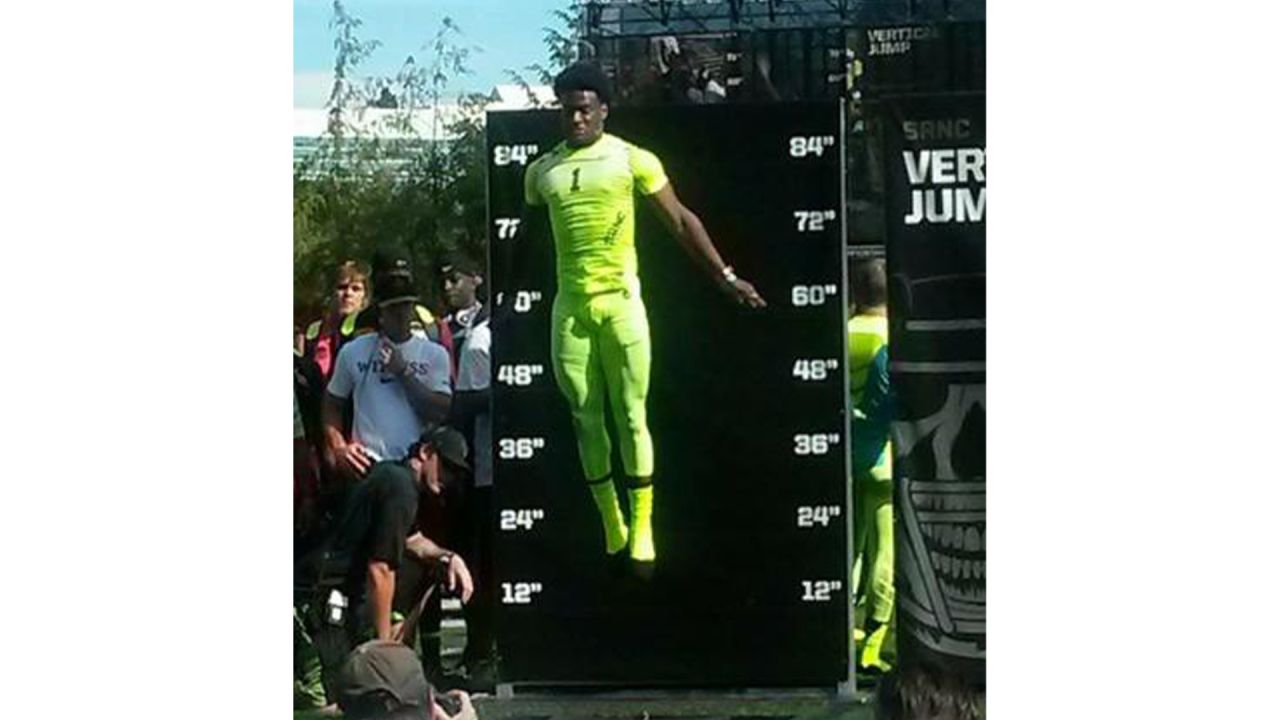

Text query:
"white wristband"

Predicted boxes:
[[720, 265, 738, 284]]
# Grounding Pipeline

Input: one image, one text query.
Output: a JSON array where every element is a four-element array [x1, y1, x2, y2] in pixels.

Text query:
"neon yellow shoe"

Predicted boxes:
[[858, 624, 893, 673]]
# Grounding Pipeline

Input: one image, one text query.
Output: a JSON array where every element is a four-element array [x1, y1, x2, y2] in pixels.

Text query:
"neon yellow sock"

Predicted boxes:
[[589, 479, 628, 554], [628, 485, 655, 561], [859, 624, 892, 671]]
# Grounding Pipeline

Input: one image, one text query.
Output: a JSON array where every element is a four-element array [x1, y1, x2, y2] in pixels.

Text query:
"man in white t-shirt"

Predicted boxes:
[[323, 272, 453, 481]]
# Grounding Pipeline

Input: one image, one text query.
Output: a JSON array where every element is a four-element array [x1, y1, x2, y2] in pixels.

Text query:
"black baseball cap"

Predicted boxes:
[[416, 425, 470, 472], [373, 273, 419, 308], [437, 252, 482, 279], [371, 246, 414, 280], [369, 246, 420, 307]]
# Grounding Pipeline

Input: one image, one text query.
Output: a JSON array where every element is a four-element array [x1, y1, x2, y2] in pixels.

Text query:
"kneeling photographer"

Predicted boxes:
[[295, 425, 477, 714]]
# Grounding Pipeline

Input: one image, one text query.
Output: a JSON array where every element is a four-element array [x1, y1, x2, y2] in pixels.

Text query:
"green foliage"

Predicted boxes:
[[294, 1, 584, 325], [506, 1, 586, 107], [293, 2, 487, 323], [326, 0, 381, 138], [544, 6, 584, 71]]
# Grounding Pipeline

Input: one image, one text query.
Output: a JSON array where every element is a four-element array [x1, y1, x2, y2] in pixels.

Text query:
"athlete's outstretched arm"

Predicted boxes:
[[644, 184, 766, 308]]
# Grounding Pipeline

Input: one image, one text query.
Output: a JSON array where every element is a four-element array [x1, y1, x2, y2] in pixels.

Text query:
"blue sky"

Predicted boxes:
[[295, 0, 571, 107]]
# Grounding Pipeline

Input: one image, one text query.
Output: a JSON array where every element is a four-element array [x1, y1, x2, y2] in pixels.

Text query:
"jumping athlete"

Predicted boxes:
[[522, 62, 766, 576]]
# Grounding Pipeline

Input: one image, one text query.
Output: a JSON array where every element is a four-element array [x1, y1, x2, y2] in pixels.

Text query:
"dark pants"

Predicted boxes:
[[295, 554, 441, 703], [461, 485, 497, 665]]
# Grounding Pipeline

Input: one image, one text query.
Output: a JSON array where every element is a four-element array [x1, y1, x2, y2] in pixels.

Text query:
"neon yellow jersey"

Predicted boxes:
[[848, 314, 889, 404], [524, 133, 669, 295]]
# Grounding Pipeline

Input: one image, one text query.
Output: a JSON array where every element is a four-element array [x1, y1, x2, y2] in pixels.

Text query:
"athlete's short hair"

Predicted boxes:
[[553, 62, 613, 106], [851, 257, 888, 309]]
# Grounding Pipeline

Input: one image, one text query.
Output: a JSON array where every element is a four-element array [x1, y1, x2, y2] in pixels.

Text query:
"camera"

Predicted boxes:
[[434, 691, 462, 715]]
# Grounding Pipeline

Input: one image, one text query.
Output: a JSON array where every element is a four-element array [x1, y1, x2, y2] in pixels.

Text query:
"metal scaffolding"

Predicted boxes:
[[583, 0, 985, 39]]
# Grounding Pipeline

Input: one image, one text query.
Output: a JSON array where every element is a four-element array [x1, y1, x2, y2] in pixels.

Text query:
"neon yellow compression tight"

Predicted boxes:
[[853, 472, 895, 624], [550, 288, 654, 481]]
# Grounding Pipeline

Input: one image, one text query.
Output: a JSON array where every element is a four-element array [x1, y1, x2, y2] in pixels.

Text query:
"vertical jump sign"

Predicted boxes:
[[883, 91, 987, 686]]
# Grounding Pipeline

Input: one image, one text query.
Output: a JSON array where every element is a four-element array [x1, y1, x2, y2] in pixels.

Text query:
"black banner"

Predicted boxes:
[[882, 92, 986, 686], [853, 22, 985, 97], [487, 103, 849, 687]]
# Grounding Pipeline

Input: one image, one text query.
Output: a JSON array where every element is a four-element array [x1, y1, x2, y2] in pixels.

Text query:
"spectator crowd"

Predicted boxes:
[[290, 244, 901, 718], [293, 247, 493, 718]]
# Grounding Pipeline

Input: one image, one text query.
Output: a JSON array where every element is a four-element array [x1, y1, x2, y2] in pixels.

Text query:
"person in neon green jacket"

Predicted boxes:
[[848, 257, 894, 673], [523, 62, 766, 577]]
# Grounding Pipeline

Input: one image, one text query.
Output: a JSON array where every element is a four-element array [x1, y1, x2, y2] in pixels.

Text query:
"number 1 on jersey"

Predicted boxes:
[[570, 167, 581, 192]]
